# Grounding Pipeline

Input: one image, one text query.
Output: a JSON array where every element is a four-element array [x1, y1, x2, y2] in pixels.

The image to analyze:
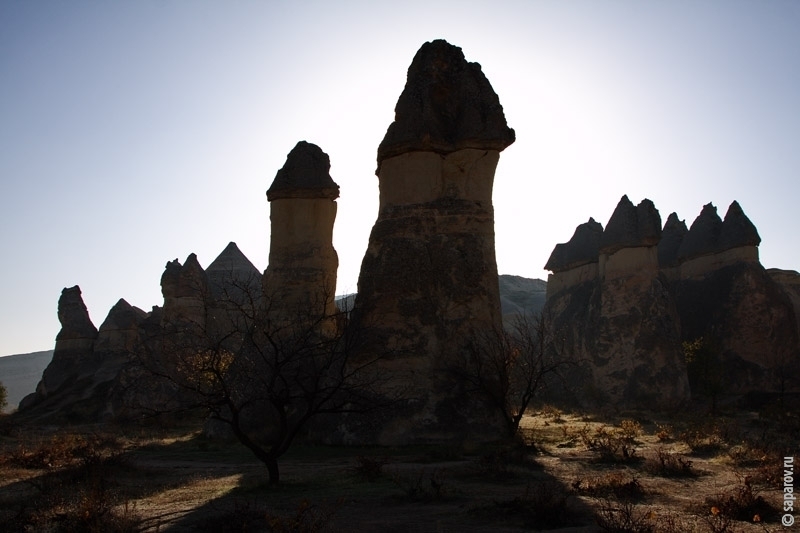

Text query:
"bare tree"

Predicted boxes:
[[128, 272, 391, 485], [453, 309, 572, 438]]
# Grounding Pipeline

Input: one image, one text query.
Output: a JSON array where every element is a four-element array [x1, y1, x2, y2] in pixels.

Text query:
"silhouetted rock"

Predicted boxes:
[[677, 203, 723, 261], [264, 141, 339, 321], [376, 39, 515, 172], [267, 141, 340, 200], [206, 242, 261, 301], [545, 197, 799, 407], [161, 253, 208, 327], [349, 40, 513, 445], [36, 286, 99, 398], [658, 213, 688, 269], [544, 218, 603, 273], [719, 200, 761, 250], [600, 196, 661, 254]]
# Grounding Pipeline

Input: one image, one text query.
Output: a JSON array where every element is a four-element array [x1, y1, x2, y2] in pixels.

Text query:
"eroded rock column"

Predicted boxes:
[[264, 141, 339, 321], [351, 40, 515, 445]]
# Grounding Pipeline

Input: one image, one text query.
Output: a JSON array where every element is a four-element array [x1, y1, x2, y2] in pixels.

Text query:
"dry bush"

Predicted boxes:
[[702, 477, 779, 524], [679, 422, 725, 455], [0, 430, 139, 532], [581, 425, 639, 463], [572, 472, 646, 501], [350, 455, 388, 482], [391, 469, 449, 502], [3, 431, 126, 470], [265, 499, 340, 533], [487, 479, 580, 530], [645, 447, 695, 477], [594, 500, 656, 533], [618, 419, 643, 441], [655, 423, 673, 442]]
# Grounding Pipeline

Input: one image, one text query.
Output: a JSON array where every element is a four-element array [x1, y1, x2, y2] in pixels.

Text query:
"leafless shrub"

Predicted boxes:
[[265, 499, 340, 533], [572, 472, 646, 501], [581, 425, 639, 463], [489, 479, 579, 529], [703, 477, 779, 524], [594, 500, 656, 533], [350, 455, 388, 482], [391, 470, 449, 502], [646, 446, 695, 477]]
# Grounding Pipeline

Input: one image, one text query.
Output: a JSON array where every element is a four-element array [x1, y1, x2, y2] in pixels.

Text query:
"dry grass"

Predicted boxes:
[[0, 407, 796, 532]]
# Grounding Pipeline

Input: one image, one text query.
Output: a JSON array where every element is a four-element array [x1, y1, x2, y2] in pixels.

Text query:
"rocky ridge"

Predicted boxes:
[[545, 197, 798, 407]]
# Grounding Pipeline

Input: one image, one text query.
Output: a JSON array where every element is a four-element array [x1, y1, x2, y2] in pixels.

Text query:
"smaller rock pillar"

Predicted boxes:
[[264, 141, 340, 320]]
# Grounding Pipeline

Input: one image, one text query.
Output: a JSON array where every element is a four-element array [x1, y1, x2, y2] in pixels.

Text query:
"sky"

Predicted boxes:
[[1, 0, 798, 357]]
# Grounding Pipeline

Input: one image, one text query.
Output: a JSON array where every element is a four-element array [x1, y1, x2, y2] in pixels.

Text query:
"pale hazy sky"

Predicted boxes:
[[1, 0, 798, 356]]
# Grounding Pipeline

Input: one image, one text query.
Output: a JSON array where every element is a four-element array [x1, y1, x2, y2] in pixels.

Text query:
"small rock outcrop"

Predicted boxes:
[[264, 141, 339, 322], [161, 253, 209, 328], [349, 39, 514, 445]]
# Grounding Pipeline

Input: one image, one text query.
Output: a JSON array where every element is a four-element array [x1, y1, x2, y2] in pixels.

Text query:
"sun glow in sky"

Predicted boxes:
[[1, 0, 798, 356]]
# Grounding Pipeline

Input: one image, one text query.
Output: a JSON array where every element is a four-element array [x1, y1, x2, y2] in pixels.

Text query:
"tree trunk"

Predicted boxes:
[[266, 457, 280, 485]]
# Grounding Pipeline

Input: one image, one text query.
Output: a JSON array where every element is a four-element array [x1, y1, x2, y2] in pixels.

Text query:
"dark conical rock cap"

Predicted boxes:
[[544, 218, 604, 272], [98, 298, 147, 333], [376, 39, 515, 172], [719, 201, 761, 250], [207, 242, 260, 277], [677, 203, 723, 261], [267, 141, 339, 201], [600, 195, 662, 254], [206, 242, 262, 298], [56, 285, 98, 341], [658, 213, 688, 267]]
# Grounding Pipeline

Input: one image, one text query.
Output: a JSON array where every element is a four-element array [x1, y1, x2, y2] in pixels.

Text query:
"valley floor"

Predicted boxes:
[[0, 406, 797, 532]]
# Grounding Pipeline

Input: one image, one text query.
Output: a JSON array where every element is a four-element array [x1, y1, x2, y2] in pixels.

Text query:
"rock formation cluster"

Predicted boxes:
[[544, 197, 799, 407], [19, 39, 798, 439]]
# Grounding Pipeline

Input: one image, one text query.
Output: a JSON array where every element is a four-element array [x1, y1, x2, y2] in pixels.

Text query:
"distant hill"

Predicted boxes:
[[499, 274, 547, 319], [336, 274, 547, 322], [0, 350, 53, 412]]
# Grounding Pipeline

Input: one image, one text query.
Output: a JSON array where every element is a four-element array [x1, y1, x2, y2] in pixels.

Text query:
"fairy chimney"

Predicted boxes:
[[264, 141, 340, 320], [349, 39, 515, 445]]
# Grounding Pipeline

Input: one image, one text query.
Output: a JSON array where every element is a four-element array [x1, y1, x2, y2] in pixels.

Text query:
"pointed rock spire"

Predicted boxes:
[[658, 213, 688, 267], [677, 203, 723, 261], [600, 195, 662, 254], [720, 201, 761, 250], [376, 39, 515, 172]]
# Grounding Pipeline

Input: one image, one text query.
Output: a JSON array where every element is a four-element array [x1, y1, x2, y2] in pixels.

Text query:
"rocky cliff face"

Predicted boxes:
[[545, 196, 689, 408], [348, 39, 514, 445], [545, 198, 799, 407]]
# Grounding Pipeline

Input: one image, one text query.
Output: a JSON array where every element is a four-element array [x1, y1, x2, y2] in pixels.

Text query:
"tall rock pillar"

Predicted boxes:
[[351, 40, 515, 445], [264, 141, 340, 320]]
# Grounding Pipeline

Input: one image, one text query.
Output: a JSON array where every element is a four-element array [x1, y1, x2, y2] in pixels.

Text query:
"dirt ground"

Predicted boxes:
[[0, 407, 796, 532]]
